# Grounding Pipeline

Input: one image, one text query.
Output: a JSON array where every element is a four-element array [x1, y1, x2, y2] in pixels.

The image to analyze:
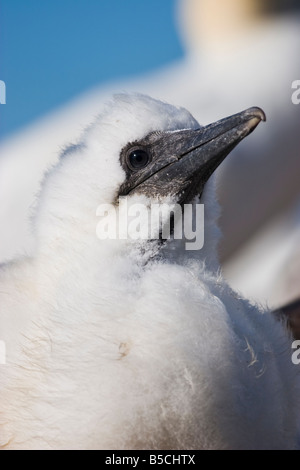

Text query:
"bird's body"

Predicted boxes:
[[0, 94, 299, 449]]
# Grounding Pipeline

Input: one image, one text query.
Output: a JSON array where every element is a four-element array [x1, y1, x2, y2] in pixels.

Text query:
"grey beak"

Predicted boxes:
[[119, 107, 266, 203]]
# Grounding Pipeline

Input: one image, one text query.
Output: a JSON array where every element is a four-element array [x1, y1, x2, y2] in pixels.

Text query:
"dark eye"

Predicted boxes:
[[128, 149, 150, 170]]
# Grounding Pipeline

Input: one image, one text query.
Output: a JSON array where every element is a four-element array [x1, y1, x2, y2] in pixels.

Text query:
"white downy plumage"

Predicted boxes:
[[0, 94, 299, 450]]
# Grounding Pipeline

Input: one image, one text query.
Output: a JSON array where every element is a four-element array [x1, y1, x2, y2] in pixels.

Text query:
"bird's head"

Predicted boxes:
[[36, 93, 265, 265]]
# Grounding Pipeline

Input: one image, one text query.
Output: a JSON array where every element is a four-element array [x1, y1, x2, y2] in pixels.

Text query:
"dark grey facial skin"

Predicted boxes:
[[119, 107, 266, 205]]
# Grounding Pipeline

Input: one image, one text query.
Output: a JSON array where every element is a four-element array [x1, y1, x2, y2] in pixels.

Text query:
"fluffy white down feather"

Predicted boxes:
[[0, 94, 299, 450]]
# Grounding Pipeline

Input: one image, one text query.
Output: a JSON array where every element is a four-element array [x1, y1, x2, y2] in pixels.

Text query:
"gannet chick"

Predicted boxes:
[[0, 93, 299, 450]]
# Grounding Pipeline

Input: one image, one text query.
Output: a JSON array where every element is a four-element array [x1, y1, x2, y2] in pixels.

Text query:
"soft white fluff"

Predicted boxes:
[[0, 94, 299, 450]]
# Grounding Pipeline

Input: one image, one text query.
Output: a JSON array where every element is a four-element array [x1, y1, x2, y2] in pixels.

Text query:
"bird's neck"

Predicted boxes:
[[34, 204, 160, 281], [34, 178, 221, 278]]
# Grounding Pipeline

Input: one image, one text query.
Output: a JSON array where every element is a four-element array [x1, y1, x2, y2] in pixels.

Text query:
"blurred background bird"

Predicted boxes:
[[0, 0, 299, 308]]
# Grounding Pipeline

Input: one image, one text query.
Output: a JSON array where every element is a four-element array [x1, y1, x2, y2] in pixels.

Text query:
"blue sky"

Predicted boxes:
[[0, 0, 184, 140]]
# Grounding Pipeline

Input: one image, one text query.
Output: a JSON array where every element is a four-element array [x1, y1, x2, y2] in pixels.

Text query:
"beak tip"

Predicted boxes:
[[242, 107, 266, 135], [248, 106, 267, 122]]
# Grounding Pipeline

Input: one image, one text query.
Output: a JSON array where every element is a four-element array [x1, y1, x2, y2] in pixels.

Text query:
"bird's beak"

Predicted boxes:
[[124, 107, 266, 203]]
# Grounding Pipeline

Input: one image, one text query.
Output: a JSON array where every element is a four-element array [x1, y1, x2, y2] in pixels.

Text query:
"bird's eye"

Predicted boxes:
[[127, 149, 150, 170]]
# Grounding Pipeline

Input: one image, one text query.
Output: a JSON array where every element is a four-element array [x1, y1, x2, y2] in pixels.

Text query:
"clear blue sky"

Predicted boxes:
[[0, 0, 184, 140]]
